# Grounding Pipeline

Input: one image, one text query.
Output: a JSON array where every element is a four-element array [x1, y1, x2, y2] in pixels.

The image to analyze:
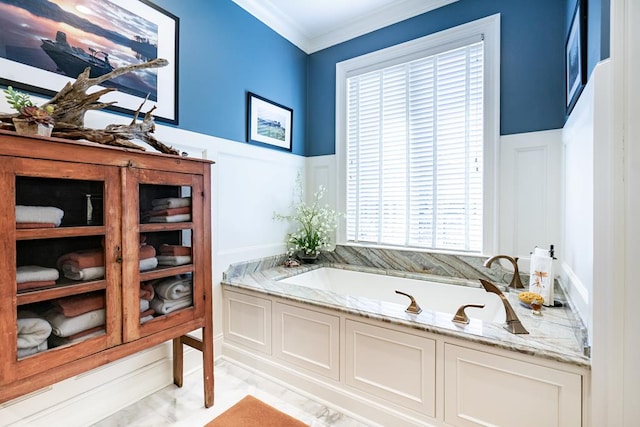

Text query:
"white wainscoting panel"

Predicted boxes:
[[561, 72, 595, 337], [345, 319, 436, 417], [274, 302, 340, 380], [499, 129, 562, 263]]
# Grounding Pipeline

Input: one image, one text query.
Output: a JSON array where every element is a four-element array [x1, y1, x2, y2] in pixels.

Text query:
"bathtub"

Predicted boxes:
[[223, 263, 588, 427], [278, 267, 506, 323]]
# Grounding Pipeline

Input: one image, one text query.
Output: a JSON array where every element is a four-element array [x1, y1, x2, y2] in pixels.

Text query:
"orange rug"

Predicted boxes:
[[205, 395, 307, 427]]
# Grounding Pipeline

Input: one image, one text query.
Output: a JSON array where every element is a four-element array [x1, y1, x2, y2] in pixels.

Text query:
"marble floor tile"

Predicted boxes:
[[90, 359, 374, 427]]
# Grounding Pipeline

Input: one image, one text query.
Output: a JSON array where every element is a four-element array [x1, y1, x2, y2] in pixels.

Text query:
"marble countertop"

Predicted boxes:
[[222, 261, 591, 369]]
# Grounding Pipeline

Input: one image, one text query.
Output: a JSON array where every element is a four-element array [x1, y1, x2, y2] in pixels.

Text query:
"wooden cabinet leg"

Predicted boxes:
[[172, 337, 184, 388], [202, 326, 214, 408]]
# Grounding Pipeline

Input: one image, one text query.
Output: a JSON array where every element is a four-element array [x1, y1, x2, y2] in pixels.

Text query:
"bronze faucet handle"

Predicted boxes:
[[395, 290, 423, 314], [452, 303, 485, 324]]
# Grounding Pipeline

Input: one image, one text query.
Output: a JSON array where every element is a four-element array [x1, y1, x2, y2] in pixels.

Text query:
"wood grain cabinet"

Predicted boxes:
[[0, 131, 214, 406]]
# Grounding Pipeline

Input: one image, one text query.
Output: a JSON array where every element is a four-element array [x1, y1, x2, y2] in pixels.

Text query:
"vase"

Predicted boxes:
[[12, 118, 53, 137], [296, 251, 319, 264]]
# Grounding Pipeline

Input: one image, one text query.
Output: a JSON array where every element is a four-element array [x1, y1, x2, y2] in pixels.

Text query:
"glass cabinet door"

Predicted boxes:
[[121, 168, 206, 342], [0, 158, 121, 383]]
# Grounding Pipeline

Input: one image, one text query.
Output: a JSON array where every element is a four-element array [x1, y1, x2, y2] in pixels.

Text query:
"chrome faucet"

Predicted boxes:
[[483, 254, 525, 289], [479, 279, 528, 334], [395, 290, 423, 314]]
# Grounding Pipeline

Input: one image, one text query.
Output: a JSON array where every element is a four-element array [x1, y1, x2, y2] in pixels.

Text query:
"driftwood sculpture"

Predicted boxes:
[[0, 58, 179, 155]]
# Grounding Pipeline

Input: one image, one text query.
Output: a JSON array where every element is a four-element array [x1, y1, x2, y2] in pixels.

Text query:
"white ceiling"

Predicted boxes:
[[232, 0, 458, 53]]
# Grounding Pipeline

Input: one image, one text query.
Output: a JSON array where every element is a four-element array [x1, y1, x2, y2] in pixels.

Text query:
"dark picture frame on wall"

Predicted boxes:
[[0, 0, 179, 124], [565, 0, 587, 114], [246, 92, 293, 152]]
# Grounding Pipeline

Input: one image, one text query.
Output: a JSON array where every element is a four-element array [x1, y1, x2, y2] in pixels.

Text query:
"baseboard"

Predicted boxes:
[[221, 341, 437, 427]]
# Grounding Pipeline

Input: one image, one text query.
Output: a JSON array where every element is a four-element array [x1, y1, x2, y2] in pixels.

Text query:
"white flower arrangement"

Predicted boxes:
[[274, 175, 340, 257]]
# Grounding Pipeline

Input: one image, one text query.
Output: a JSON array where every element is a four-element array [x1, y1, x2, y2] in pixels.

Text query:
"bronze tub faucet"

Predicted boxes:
[[483, 254, 525, 289]]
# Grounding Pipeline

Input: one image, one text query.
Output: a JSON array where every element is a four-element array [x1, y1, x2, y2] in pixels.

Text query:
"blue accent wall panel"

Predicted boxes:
[[306, 0, 567, 156], [152, 0, 308, 155]]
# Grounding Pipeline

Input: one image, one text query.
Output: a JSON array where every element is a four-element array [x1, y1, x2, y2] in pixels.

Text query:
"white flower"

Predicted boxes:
[[274, 173, 341, 256]]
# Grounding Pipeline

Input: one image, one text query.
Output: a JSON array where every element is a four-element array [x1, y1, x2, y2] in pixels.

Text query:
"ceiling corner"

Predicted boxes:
[[231, 0, 312, 53], [232, 0, 459, 55]]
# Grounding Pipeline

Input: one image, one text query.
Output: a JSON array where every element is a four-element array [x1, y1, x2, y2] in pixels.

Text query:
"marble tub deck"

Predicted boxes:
[[223, 257, 590, 368]]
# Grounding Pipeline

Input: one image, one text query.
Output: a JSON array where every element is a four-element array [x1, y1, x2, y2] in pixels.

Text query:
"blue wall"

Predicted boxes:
[[1, 0, 611, 157], [152, 0, 308, 155], [306, 0, 568, 156]]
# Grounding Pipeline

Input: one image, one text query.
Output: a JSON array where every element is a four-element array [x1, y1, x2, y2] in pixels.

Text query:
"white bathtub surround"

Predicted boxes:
[[223, 259, 587, 365], [222, 257, 590, 426]]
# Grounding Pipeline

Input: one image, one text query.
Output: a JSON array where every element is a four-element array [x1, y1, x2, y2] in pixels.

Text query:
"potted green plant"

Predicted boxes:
[[274, 174, 341, 263], [3, 86, 55, 137]]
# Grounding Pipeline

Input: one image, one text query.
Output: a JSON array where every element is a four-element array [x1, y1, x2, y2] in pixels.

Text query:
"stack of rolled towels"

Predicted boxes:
[[56, 241, 158, 281], [150, 274, 193, 315], [157, 244, 192, 266], [17, 311, 52, 358], [57, 248, 105, 281], [16, 205, 64, 229], [147, 197, 191, 223], [139, 282, 155, 323], [16, 265, 59, 291], [45, 292, 105, 347]]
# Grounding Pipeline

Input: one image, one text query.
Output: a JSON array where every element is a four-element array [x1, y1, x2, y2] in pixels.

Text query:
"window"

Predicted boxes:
[[336, 15, 499, 253]]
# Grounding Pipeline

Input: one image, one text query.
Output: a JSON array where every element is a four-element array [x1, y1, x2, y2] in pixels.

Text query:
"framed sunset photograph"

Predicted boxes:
[[0, 0, 179, 123]]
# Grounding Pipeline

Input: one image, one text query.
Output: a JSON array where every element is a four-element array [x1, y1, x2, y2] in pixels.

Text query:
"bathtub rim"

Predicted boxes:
[[221, 262, 591, 368]]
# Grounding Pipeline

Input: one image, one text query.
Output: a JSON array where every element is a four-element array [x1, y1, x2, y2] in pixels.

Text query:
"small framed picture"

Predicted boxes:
[[246, 92, 293, 151], [565, 0, 587, 114]]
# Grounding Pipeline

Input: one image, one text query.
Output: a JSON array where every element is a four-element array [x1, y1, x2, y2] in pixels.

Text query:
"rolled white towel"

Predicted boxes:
[[62, 264, 104, 281], [139, 256, 158, 272], [17, 341, 48, 359], [154, 276, 193, 300], [148, 214, 191, 223], [140, 298, 150, 312], [150, 295, 193, 315], [140, 314, 154, 324], [17, 314, 52, 349], [156, 255, 192, 266], [151, 197, 191, 209], [45, 308, 105, 337], [16, 205, 64, 226], [16, 265, 59, 284]]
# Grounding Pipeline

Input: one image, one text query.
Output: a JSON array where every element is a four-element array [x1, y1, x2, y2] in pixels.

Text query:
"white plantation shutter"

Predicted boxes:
[[346, 41, 484, 252]]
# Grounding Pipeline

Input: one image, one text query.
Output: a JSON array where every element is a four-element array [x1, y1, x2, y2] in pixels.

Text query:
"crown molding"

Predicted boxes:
[[232, 0, 458, 54], [232, 0, 312, 51]]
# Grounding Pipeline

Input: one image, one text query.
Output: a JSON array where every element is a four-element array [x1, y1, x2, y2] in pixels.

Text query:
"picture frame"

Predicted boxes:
[[0, 0, 179, 124], [565, 0, 587, 114], [246, 92, 293, 152]]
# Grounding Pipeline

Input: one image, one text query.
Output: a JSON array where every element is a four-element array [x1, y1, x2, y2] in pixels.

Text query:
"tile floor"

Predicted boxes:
[[90, 358, 373, 427]]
